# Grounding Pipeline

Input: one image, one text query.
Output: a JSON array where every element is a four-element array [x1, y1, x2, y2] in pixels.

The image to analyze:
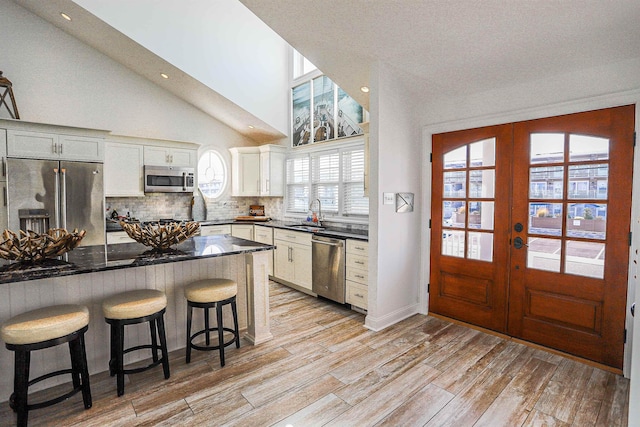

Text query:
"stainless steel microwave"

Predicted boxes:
[[144, 165, 195, 193]]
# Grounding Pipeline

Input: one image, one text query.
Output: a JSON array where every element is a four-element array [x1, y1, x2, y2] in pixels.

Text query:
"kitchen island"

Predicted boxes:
[[0, 235, 273, 399]]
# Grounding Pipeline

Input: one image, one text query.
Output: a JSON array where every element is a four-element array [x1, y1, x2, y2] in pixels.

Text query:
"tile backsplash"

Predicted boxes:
[[106, 194, 284, 221]]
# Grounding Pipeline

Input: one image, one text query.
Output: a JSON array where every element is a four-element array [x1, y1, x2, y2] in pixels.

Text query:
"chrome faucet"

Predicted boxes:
[[309, 198, 322, 225]]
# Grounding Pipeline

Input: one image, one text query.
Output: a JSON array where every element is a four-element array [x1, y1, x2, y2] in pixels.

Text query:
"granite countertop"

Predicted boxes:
[[200, 219, 369, 241], [0, 235, 273, 284]]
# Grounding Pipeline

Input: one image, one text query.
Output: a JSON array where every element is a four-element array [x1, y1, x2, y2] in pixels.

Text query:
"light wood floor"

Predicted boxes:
[[1, 281, 629, 426]]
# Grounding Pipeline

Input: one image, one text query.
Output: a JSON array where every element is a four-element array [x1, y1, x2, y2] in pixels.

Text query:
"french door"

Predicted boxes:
[[430, 105, 635, 368]]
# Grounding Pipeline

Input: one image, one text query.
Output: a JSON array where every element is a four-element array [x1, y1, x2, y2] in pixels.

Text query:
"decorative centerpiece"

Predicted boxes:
[[120, 221, 200, 251], [0, 228, 86, 262]]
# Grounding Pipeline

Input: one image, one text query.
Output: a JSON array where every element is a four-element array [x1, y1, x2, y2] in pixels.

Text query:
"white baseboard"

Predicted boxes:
[[364, 303, 419, 332]]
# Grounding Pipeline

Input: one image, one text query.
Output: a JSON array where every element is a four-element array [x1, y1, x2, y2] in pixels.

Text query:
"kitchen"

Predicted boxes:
[[1, 0, 639, 425]]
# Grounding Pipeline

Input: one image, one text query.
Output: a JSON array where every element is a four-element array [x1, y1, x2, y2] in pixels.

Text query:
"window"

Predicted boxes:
[[198, 149, 226, 198], [293, 49, 317, 79], [285, 143, 368, 219]]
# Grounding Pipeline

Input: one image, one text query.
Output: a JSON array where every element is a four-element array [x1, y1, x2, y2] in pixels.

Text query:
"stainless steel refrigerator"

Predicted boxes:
[[6, 158, 105, 246]]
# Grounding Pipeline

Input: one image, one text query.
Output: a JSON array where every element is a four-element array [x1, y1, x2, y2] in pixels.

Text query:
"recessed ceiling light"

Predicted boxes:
[[248, 125, 255, 129], [60, 12, 72, 21], [160, 73, 169, 79], [360, 86, 370, 93]]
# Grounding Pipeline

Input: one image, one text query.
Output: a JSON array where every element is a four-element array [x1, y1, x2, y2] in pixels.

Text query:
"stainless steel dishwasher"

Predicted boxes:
[[312, 235, 346, 303]]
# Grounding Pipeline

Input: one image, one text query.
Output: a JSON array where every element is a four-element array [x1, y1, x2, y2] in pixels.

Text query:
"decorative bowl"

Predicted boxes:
[[120, 221, 200, 250], [0, 228, 86, 262]]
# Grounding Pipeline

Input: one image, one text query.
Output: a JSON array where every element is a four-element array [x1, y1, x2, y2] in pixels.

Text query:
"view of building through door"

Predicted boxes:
[[430, 105, 635, 369]]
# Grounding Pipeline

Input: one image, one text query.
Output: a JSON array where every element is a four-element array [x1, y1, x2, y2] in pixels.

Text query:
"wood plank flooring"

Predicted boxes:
[[0, 281, 629, 426]]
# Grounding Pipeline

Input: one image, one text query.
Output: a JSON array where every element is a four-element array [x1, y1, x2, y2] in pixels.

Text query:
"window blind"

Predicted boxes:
[[285, 143, 368, 218]]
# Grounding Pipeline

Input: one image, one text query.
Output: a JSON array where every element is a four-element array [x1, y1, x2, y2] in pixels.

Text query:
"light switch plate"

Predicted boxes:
[[383, 192, 395, 205]]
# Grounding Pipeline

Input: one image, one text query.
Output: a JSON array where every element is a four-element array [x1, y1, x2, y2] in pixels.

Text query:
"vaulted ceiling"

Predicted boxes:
[[13, 0, 640, 140]]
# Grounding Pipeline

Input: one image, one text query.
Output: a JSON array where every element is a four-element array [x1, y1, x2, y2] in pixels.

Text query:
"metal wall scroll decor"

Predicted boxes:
[[0, 71, 20, 119]]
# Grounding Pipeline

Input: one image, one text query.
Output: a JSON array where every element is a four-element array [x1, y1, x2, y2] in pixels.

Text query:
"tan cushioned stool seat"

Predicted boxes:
[[184, 279, 237, 303], [103, 289, 167, 320], [1, 305, 89, 345]]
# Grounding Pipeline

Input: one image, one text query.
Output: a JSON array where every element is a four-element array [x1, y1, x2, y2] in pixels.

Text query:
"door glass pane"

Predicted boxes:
[[444, 171, 466, 197], [568, 164, 608, 199], [569, 135, 609, 162], [565, 240, 605, 279], [470, 138, 495, 167], [444, 146, 466, 169], [468, 232, 493, 261], [468, 202, 494, 230], [529, 203, 563, 236], [442, 230, 465, 258], [527, 237, 561, 272], [531, 133, 564, 164], [470, 169, 495, 198], [567, 203, 606, 240], [443, 201, 465, 228], [529, 166, 563, 199]]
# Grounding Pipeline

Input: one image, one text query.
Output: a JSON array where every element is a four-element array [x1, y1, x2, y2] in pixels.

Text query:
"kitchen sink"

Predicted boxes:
[[287, 224, 325, 232]]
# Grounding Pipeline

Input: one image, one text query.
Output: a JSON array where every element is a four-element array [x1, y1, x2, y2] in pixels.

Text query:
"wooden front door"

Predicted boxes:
[[430, 105, 635, 368]]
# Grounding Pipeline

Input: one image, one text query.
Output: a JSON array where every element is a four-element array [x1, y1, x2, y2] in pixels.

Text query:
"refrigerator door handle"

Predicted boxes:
[[54, 168, 61, 228], [61, 168, 67, 230]]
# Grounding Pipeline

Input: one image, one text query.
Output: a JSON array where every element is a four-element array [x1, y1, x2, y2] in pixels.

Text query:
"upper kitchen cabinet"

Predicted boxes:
[[229, 144, 286, 197], [229, 147, 260, 196], [144, 145, 196, 168], [104, 141, 144, 197], [259, 145, 286, 197], [7, 130, 104, 162]]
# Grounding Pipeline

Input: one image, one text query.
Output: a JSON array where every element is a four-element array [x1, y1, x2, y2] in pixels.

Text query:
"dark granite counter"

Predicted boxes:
[[0, 235, 273, 284], [200, 219, 369, 241]]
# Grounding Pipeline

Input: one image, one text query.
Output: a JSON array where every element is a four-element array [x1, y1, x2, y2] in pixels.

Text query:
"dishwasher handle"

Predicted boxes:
[[312, 239, 344, 247]]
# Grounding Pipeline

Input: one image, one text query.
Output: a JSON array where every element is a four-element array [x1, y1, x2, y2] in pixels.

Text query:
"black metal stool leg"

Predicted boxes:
[[150, 319, 159, 363], [231, 298, 240, 348], [156, 314, 170, 379], [109, 323, 117, 377], [216, 302, 225, 366], [77, 333, 92, 409], [205, 306, 211, 346], [116, 324, 125, 397], [14, 349, 30, 427], [186, 303, 193, 363]]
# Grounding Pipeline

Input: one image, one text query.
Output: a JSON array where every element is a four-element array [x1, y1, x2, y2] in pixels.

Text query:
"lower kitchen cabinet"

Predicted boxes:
[[346, 239, 368, 311], [200, 224, 231, 236], [231, 223, 254, 240], [253, 225, 274, 276], [273, 229, 312, 292]]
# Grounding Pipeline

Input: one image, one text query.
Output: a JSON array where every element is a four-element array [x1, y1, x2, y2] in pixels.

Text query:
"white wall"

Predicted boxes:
[[365, 61, 422, 331], [0, 0, 254, 149], [74, 0, 291, 136]]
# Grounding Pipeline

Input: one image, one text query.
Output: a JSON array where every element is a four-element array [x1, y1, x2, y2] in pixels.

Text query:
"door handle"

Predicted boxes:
[[513, 236, 527, 249]]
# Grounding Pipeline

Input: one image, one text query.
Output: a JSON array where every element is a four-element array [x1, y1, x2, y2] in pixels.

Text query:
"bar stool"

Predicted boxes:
[[184, 278, 240, 366], [102, 289, 170, 397], [0, 305, 92, 427]]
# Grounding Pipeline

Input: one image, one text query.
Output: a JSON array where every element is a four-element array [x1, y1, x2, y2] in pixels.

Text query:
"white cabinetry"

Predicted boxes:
[[259, 145, 286, 197], [229, 147, 260, 196], [200, 224, 231, 236], [273, 229, 312, 292], [6, 130, 104, 162], [253, 225, 274, 275], [231, 223, 254, 240], [144, 146, 196, 167], [229, 144, 286, 197], [104, 142, 144, 197], [346, 239, 368, 311]]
